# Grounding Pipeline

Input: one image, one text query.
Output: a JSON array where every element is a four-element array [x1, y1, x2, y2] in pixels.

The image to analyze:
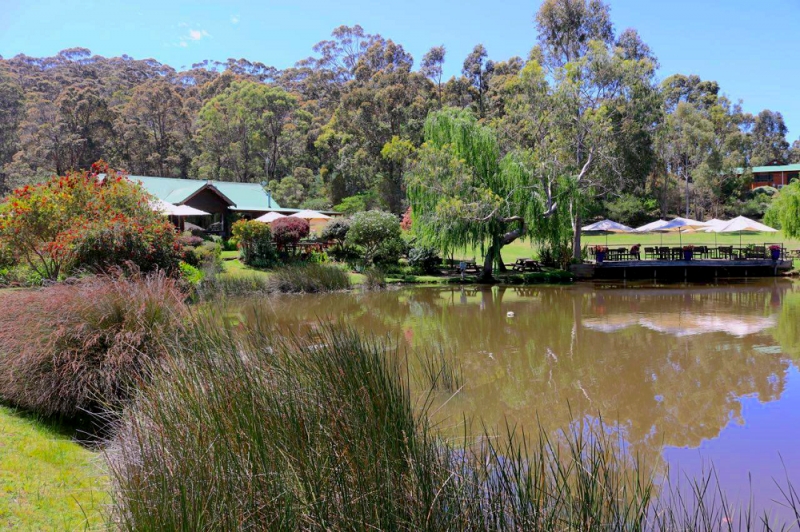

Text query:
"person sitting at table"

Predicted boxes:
[[630, 244, 641, 260]]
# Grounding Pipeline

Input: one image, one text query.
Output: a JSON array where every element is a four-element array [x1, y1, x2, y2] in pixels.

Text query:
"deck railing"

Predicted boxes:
[[587, 244, 789, 263]]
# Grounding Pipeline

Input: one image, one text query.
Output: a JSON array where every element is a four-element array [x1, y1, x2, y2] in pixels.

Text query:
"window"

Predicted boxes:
[[753, 172, 772, 183]]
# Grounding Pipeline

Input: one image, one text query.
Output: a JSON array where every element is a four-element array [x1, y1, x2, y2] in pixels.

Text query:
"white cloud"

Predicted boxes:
[[230, 14, 240, 24], [177, 28, 210, 48], [188, 29, 210, 41]]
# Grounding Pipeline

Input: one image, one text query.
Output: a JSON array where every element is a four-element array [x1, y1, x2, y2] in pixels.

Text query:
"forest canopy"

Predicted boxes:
[[0, 0, 797, 235]]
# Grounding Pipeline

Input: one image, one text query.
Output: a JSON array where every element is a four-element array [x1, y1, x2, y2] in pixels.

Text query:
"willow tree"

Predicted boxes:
[[765, 181, 800, 237], [406, 108, 566, 280]]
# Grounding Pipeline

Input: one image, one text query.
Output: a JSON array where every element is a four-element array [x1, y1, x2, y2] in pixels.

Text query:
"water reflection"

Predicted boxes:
[[228, 280, 800, 510]]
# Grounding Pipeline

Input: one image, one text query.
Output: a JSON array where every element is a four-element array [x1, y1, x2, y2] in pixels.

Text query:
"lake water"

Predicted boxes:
[[230, 280, 800, 519]]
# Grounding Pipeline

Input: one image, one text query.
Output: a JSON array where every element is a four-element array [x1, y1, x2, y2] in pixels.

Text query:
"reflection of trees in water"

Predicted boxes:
[[775, 286, 800, 359], [225, 282, 795, 468], [405, 284, 792, 465]]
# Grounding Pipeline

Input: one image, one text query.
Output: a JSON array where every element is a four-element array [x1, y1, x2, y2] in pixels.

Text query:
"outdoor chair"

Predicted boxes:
[[644, 247, 655, 260], [718, 246, 733, 259]]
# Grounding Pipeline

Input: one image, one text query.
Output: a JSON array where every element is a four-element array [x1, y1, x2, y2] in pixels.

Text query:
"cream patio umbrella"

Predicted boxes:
[[255, 211, 286, 223], [655, 217, 710, 247], [581, 219, 633, 246], [151, 199, 210, 217], [290, 209, 332, 234], [706, 215, 777, 249]]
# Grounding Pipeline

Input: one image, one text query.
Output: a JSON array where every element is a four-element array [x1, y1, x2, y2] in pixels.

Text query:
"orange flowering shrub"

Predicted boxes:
[[0, 161, 180, 279]]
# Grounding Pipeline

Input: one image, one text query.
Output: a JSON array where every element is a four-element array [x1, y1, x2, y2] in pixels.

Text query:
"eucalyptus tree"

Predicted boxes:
[[407, 108, 564, 280], [527, 0, 660, 258], [420, 45, 446, 105], [790, 139, 800, 164], [194, 81, 301, 182], [750, 110, 789, 166]]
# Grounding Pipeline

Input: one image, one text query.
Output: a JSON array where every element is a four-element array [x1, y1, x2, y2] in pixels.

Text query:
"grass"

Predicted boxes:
[[0, 406, 106, 530]]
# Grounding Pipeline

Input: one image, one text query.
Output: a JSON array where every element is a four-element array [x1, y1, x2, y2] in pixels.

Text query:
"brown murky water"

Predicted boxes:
[[229, 280, 800, 516]]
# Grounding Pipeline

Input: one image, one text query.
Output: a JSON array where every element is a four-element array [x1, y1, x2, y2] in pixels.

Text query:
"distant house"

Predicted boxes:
[[119, 175, 337, 236], [735, 163, 800, 190]]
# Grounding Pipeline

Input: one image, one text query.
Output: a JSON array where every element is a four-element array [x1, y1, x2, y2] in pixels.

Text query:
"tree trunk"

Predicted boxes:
[[571, 195, 582, 261], [685, 172, 690, 218], [481, 237, 500, 281], [496, 248, 507, 272]]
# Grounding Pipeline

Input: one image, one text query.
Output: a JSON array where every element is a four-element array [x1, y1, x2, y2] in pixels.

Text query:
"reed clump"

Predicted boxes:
[[266, 263, 351, 293]]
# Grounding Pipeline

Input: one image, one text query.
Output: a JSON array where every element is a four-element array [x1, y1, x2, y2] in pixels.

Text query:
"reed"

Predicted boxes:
[[266, 263, 351, 293]]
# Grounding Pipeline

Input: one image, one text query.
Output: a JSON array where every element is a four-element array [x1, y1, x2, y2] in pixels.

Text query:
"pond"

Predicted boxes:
[[228, 280, 800, 519]]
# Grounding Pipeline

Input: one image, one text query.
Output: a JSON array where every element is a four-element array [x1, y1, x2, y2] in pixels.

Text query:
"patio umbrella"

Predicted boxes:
[[581, 219, 633, 246], [634, 219, 670, 233], [151, 199, 210, 217], [706, 215, 777, 248], [255, 211, 286, 223], [700, 218, 728, 245], [290, 209, 332, 233], [655, 217, 709, 247]]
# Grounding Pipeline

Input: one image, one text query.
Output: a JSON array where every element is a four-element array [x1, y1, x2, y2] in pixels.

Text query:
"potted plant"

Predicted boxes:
[[682, 245, 694, 261], [769, 244, 782, 261], [595, 246, 608, 263]]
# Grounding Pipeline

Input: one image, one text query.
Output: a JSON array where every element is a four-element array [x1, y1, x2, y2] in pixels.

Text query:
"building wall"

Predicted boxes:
[[750, 171, 800, 189]]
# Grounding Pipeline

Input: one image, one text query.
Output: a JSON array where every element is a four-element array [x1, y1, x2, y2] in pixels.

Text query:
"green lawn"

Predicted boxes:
[[0, 406, 107, 530]]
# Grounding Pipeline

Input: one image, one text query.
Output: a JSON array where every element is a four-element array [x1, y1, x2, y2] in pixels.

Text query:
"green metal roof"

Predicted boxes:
[[750, 164, 800, 173], [129, 175, 281, 211], [734, 164, 800, 174]]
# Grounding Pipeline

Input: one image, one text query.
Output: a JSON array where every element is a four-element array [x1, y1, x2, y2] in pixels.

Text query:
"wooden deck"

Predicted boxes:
[[570, 259, 793, 280]]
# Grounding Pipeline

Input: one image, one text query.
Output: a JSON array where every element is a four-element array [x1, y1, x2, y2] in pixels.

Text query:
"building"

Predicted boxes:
[[122, 175, 336, 235], [737, 163, 800, 190]]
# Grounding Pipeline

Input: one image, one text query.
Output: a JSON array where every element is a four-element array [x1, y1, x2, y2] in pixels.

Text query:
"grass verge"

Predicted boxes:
[[0, 406, 106, 530]]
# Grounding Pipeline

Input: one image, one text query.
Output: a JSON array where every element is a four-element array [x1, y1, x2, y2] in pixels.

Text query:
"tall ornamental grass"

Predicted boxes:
[[107, 304, 800, 531], [266, 263, 351, 293], [0, 270, 186, 423]]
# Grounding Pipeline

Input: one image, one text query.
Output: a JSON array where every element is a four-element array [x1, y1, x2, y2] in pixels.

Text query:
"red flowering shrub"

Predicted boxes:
[[400, 206, 413, 231], [271, 217, 310, 252], [0, 161, 180, 279]]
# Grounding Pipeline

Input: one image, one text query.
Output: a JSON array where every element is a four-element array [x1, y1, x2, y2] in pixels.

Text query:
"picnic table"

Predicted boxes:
[[456, 259, 480, 274], [511, 258, 542, 272]]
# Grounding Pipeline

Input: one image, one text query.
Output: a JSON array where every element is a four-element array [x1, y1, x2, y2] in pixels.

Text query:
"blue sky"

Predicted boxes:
[[2, 0, 798, 138]]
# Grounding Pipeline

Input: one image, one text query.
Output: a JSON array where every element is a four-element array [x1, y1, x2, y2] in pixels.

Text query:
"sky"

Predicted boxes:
[[1, 0, 798, 138]]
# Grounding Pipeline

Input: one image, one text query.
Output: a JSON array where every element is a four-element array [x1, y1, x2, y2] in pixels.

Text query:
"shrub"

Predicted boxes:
[[231, 219, 277, 267], [271, 217, 310, 252], [320, 217, 350, 248], [192, 240, 223, 273], [0, 161, 179, 280], [72, 215, 181, 274], [407, 245, 441, 274], [347, 210, 402, 265], [400, 206, 413, 231], [266, 263, 351, 293], [0, 270, 187, 424], [179, 262, 204, 286]]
